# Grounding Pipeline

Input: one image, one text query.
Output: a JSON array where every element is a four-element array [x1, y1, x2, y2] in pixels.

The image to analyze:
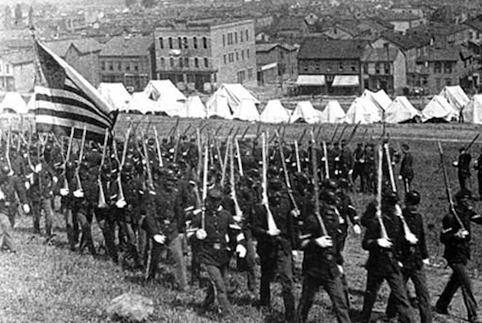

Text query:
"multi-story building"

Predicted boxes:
[[154, 19, 256, 92], [296, 38, 368, 95], [99, 36, 155, 92], [256, 43, 297, 85], [0, 50, 35, 92]]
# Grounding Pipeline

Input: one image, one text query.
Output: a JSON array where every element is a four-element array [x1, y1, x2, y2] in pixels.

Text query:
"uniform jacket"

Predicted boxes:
[[400, 206, 429, 270]]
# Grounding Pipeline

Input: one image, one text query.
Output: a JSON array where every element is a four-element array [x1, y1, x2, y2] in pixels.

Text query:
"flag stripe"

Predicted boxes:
[[33, 106, 111, 130], [36, 122, 105, 142], [64, 76, 112, 120], [35, 115, 107, 136], [35, 86, 114, 126]]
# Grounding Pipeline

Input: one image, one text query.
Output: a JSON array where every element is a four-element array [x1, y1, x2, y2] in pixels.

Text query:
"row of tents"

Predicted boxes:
[[1, 80, 482, 124]]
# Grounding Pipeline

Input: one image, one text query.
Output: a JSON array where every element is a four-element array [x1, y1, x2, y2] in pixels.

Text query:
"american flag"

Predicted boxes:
[[32, 40, 117, 141]]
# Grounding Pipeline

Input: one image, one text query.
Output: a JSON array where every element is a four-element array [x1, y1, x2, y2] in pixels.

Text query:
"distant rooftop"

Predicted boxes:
[[298, 38, 368, 60], [100, 35, 153, 57]]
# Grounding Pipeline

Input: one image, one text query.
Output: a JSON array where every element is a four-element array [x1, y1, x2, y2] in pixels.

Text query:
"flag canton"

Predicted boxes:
[[37, 42, 66, 89]]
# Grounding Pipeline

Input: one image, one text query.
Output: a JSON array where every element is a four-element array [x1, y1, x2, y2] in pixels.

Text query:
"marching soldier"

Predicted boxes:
[[454, 147, 472, 191], [360, 190, 415, 323], [399, 144, 414, 193], [189, 187, 247, 317], [352, 143, 366, 192], [295, 187, 352, 323], [435, 190, 482, 323], [252, 175, 297, 322], [385, 191, 432, 323]]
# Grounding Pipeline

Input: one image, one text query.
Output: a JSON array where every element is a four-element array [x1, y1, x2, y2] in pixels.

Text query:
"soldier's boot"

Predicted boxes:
[[283, 291, 296, 323]]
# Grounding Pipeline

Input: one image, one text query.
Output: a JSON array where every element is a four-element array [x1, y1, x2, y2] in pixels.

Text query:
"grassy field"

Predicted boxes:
[[2, 118, 482, 322]]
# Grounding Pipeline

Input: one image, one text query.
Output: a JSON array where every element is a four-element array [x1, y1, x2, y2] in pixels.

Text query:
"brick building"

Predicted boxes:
[[296, 38, 367, 95], [154, 19, 256, 92], [0, 50, 35, 92], [99, 36, 155, 92], [256, 43, 297, 85]]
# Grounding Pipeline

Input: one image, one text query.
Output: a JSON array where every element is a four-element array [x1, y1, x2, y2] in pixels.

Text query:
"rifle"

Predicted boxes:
[[276, 131, 299, 213], [220, 136, 230, 187], [384, 142, 417, 242], [201, 144, 209, 230], [311, 130, 329, 237], [322, 140, 330, 179], [168, 117, 180, 138], [5, 127, 12, 173], [141, 131, 155, 192], [181, 124, 192, 138], [213, 125, 223, 137], [261, 132, 280, 235], [347, 121, 361, 144], [97, 128, 109, 208], [232, 127, 240, 139], [73, 125, 87, 198], [229, 137, 243, 220], [294, 140, 301, 172], [438, 142, 466, 231], [329, 124, 340, 143], [466, 133, 480, 152], [240, 126, 250, 140], [336, 123, 349, 142], [376, 144, 389, 240], [153, 127, 164, 168], [234, 137, 244, 176], [297, 128, 308, 144]]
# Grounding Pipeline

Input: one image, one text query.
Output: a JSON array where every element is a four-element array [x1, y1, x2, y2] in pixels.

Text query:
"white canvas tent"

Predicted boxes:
[[126, 92, 160, 114], [345, 97, 381, 124], [385, 96, 421, 123], [207, 83, 259, 116], [260, 100, 290, 123], [97, 83, 131, 111], [289, 101, 321, 124], [179, 96, 207, 119], [233, 98, 260, 122], [421, 95, 456, 122], [362, 89, 392, 112], [463, 94, 482, 124], [206, 95, 233, 119], [440, 85, 469, 113], [0, 92, 28, 114], [319, 100, 345, 123], [143, 80, 187, 116]]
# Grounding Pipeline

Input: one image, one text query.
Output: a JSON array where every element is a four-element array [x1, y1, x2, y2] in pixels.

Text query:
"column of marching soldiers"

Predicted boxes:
[[0, 122, 481, 323]]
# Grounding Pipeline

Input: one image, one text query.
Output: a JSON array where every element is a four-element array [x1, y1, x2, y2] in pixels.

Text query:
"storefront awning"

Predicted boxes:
[[296, 75, 326, 86], [261, 62, 278, 71], [332, 75, 359, 87]]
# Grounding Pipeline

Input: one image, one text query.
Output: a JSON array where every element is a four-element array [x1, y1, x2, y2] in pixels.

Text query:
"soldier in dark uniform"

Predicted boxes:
[[364, 143, 376, 194], [295, 188, 352, 323], [352, 143, 366, 192], [399, 144, 414, 193], [189, 187, 246, 317], [59, 159, 79, 251], [475, 147, 482, 199], [360, 190, 415, 323], [252, 176, 297, 322], [454, 147, 472, 191], [340, 139, 353, 180], [435, 190, 482, 323], [385, 191, 432, 323]]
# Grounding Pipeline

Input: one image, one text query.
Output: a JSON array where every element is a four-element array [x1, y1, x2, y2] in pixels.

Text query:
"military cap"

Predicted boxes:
[[382, 189, 399, 204], [207, 187, 223, 200], [455, 189, 472, 201], [405, 190, 421, 205]]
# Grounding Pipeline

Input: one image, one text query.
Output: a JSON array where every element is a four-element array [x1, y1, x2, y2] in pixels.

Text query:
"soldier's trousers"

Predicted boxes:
[[360, 269, 415, 323], [95, 207, 118, 263], [295, 274, 351, 323], [386, 267, 432, 323], [352, 163, 366, 192], [62, 203, 79, 250], [259, 246, 295, 322], [32, 198, 53, 236], [0, 212, 15, 252], [203, 263, 232, 315], [436, 262, 478, 322], [478, 172, 482, 198], [458, 173, 470, 192], [77, 207, 96, 255]]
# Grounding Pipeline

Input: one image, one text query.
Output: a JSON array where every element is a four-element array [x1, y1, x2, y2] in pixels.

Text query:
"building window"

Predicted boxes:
[[193, 37, 198, 49], [241, 50, 244, 60], [118, 62, 122, 70], [160, 57, 165, 67], [363, 63, 368, 73], [434, 62, 442, 73], [445, 78, 452, 86], [222, 34, 226, 47], [170, 57, 174, 67], [375, 63, 380, 74], [248, 68, 253, 79], [236, 52, 239, 61], [108, 62, 113, 71], [240, 31, 243, 42], [351, 64, 356, 72], [195, 57, 199, 68], [229, 53, 234, 63], [126, 63, 130, 71], [435, 78, 441, 89], [183, 37, 188, 49], [134, 63, 138, 71], [227, 33, 232, 45], [315, 63, 320, 71], [204, 58, 209, 68], [202, 37, 207, 49], [235, 32, 238, 44], [245, 29, 249, 41], [185, 57, 189, 67], [223, 55, 227, 64], [339, 62, 344, 71], [247, 49, 250, 58], [179, 57, 183, 68], [101, 61, 105, 71], [168, 37, 173, 49], [178, 37, 182, 49], [384, 63, 390, 74], [444, 62, 452, 73], [159, 37, 164, 49]]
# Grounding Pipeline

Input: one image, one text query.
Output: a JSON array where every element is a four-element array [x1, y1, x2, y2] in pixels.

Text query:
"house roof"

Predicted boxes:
[[298, 38, 368, 60], [416, 46, 468, 62], [256, 42, 297, 53], [408, 23, 469, 37], [1, 50, 35, 65], [362, 47, 399, 62], [465, 15, 482, 32], [100, 36, 153, 57], [45, 38, 103, 57], [378, 11, 422, 22], [380, 30, 432, 51]]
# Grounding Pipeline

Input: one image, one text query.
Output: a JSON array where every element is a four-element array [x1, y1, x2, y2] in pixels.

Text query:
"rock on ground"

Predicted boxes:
[[106, 293, 154, 322]]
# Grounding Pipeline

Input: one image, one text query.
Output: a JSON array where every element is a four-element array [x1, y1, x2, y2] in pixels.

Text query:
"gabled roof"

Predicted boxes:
[[256, 42, 297, 53], [45, 38, 103, 57], [379, 30, 432, 51], [298, 38, 368, 60], [100, 36, 153, 57], [1, 50, 34, 65], [362, 47, 399, 62], [407, 23, 469, 37], [416, 46, 467, 62]]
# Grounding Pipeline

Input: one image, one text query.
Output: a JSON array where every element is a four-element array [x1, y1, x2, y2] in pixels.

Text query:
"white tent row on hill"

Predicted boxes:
[[463, 94, 482, 124], [260, 100, 291, 123], [319, 100, 345, 123], [143, 80, 187, 116], [289, 101, 321, 124], [345, 97, 381, 124], [362, 89, 392, 112], [439, 85, 469, 113], [0, 92, 28, 114], [421, 95, 457, 122], [206, 83, 259, 117]]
